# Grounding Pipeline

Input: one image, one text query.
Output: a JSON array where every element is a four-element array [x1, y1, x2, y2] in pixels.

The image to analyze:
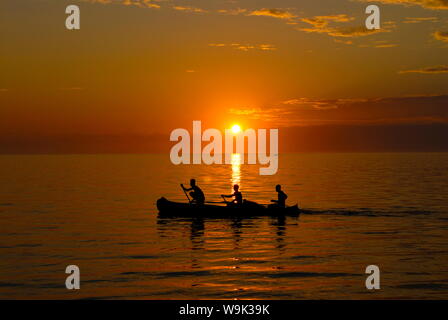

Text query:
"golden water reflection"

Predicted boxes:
[[2, 154, 448, 299], [231, 153, 241, 189]]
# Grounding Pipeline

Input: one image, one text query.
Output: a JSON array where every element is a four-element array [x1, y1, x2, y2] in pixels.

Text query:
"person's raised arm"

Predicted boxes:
[[181, 184, 192, 191]]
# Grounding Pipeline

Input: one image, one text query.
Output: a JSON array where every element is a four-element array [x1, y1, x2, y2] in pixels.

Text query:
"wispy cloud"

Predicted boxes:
[[173, 6, 206, 13], [248, 8, 297, 20], [281, 98, 364, 109], [208, 43, 277, 52], [229, 108, 262, 116], [329, 26, 388, 37], [300, 24, 388, 38], [399, 65, 448, 74], [299, 14, 392, 38], [375, 43, 398, 48], [229, 98, 361, 126], [334, 39, 354, 45], [301, 14, 354, 28], [434, 31, 448, 42], [359, 0, 448, 10], [229, 95, 448, 126], [84, 0, 161, 9], [217, 8, 248, 15], [259, 44, 277, 51], [371, 40, 398, 48], [403, 17, 439, 23]]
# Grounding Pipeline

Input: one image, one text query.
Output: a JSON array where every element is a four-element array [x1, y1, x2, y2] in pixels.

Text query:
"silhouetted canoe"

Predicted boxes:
[[156, 197, 300, 217]]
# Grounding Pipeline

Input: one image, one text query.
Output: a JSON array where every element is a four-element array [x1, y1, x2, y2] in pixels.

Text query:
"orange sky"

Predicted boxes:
[[0, 0, 447, 152]]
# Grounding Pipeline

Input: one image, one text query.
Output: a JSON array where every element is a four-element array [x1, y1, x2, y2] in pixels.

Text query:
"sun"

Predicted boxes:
[[231, 124, 241, 134]]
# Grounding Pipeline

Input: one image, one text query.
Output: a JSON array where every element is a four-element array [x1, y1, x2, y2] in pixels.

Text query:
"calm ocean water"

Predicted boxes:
[[0, 153, 447, 299]]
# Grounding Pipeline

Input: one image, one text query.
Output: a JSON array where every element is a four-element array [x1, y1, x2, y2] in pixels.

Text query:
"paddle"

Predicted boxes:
[[221, 195, 228, 204], [180, 184, 192, 204]]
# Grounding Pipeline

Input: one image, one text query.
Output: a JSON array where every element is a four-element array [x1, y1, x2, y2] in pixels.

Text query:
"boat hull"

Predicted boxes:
[[156, 197, 300, 217]]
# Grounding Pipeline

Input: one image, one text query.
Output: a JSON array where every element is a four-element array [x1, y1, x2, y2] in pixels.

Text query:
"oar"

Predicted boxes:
[[180, 184, 192, 204], [205, 201, 227, 204]]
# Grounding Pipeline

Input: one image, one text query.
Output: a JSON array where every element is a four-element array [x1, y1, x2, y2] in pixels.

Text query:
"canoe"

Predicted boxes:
[[156, 197, 300, 217]]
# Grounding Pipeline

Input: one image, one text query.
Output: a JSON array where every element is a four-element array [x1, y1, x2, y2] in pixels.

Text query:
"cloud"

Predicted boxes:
[[84, 0, 161, 9], [248, 8, 296, 20], [124, 0, 160, 8], [300, 25, 388, 38], [399, 65, 448, 74], [403, 17, 439, 23], [281, 98, 359, 110], [173, 6, 206, 13], [369, 40, 398, 48], [328, 26, 388, 37], [375, 43, 398, 48], [229, 98, 353, 126], [434, 31, 448, 42], [217, 8, 248, 15], [228, 95, 448, 127], [334, 39, 354, 45], [299, 15, 391, 38], [259, 44, 277, 51], [208, 43, 277, 52], [360, 0, 448, 10], [228, 108, 262, 115], [301, 14, 354, 28]]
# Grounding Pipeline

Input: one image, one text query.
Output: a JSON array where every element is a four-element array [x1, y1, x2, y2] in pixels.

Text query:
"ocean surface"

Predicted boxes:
[[0, 153, 447, 299]]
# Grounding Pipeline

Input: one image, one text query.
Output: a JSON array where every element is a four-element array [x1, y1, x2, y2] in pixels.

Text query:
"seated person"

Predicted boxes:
[[221, 184, 243, 205], [181, 179, 205, 205], [271, 184, 288, 208]]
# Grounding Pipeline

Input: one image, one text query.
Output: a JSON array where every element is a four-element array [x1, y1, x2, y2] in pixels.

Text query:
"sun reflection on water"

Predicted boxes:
[[231, 153, 241, 189]]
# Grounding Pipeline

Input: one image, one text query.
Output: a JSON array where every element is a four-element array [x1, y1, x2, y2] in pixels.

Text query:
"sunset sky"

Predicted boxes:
[[1, 0, 447, 153]]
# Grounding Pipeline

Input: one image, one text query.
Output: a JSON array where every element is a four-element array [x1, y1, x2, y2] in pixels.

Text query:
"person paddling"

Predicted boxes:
[[221, 184, 243, 205], [181, 179, 205, 205], [271, 184, 288, 208]]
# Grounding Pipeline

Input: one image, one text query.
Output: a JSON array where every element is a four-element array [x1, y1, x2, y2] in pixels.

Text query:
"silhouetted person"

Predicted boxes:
[[222, 184, 243, 205], [181, 179, 205, 205], [271, 184, 287, 208]]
